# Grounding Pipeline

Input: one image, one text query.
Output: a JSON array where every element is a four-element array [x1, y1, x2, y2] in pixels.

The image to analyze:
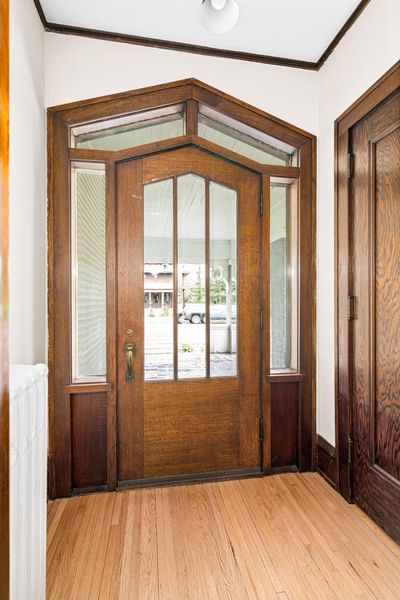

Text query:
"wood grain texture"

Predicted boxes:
[[271, 383, 298, 469], [0, 0, 9, 596], [48, 79, 316, 497], [335, 61, 400, 506], [317, 435, 338, 489], [71, 393, 108, 490], [351, 90, 400, 543], [117, 147, 261, 483], [116, 159, 145, 482], [143, 379, 239, 478], [47, 472, 400, 600], [374, 124, 400, 481]]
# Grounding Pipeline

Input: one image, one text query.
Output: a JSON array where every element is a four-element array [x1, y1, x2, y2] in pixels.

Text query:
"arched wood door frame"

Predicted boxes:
[[48, 78, 316, 498]]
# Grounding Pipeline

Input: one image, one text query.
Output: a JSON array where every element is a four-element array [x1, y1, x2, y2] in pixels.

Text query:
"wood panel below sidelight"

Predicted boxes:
[[71, 392, 108, 492]]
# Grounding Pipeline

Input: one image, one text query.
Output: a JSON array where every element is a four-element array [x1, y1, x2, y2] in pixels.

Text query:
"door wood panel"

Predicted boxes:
[[116, 147, 261, 483], [375, 126, 400, 480], [351, 89, 400, 542], [71, 393, 108, 490]]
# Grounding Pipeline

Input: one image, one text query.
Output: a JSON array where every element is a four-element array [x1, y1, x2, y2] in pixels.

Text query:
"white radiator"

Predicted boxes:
[[10, 364, 48, 600]]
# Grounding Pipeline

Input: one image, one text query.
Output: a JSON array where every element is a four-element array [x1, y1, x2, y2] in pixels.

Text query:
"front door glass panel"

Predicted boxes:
[[144, 179, 174, 380], [143, 173, 238, 381], [177, 174, 206, 379], [210, 182, 237, 377]]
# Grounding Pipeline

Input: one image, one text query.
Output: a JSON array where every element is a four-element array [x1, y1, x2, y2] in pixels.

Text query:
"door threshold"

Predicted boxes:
[[117, 467, 262, 491]]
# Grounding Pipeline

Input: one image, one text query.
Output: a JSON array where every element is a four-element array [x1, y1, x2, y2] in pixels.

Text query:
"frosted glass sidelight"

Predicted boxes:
[[72, 165, 106, 381]]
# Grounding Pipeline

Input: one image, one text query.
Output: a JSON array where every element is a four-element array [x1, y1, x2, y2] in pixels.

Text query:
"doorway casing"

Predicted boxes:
[[47, 78, 316, 498], [335, 61, 400, 504]]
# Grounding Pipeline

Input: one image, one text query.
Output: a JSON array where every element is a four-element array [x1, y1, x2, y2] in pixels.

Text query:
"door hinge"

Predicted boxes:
[[347, 153, 354, 179], [348, 437, 354, 464], [259, 190, 263, 217], [347, 295, 356, 320], [259, 417, 264, 441]]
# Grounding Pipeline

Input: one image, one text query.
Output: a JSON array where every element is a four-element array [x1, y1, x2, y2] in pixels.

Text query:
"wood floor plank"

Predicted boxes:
[[47, 474, 400, 600]]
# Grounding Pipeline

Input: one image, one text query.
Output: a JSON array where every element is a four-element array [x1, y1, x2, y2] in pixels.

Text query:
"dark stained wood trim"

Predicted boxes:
[[44, 22, 317, 71], [317, 434, 335, 458], [50, 78, 313, 145], [316, 0, 371, 69], [186, 99, 199, 135], [298, 138, 316, 472], [34, 0, 371, 72], [64, 383, 112, 394], [117, 467, 262, 491], [268, 373, 306, 383], [261, 176, 271, 474], [32, 0, 47, 28], [105, 160, 117, 491], [0, 0, 9, 596], [337, 61, 400, 131], [335, 62, 400, 503], [69, 135, 301, 179], [316, 435, 338, 489], [172, 177, 178, 381]]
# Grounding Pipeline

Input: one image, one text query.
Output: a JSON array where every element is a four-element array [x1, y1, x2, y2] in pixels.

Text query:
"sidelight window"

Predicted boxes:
[[270, 178, 298, 371], [71, 163, 106, 382]]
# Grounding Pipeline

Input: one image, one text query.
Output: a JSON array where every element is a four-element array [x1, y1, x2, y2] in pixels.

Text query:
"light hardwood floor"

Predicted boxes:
[[47, 473, 400, 599]]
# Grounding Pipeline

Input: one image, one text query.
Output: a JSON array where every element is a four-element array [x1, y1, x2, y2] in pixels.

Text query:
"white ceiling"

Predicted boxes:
[[40, 0, 361, 63]]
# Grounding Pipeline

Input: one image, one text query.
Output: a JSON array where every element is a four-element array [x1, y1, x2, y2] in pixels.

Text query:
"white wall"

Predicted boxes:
[[45, 35, 319, 134], [9, 0, 46, 363], [317, 0, 400, 445]]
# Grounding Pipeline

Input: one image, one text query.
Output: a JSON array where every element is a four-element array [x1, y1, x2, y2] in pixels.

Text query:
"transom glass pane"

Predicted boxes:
[[270, 179, 298, 371], [210, 183, 237, 377], [71, 104, 185, 151], [144, 179, 174, 381], [198, 105, 296, 166], [72, 164, 106, 381]]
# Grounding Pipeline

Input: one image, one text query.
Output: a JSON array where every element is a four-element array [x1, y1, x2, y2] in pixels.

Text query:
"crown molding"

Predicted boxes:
[[34, 0, 371, 71]]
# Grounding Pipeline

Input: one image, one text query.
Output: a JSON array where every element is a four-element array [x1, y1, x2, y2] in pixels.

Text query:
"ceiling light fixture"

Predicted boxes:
[[199, 0, 239, 34]]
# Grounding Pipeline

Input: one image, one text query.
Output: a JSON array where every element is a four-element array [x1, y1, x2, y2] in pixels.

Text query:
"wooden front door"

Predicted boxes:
[[116, 147, 261, 485], [351, 89, 400, 542]]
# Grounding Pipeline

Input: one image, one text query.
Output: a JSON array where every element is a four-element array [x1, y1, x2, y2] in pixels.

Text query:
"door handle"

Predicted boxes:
[[125, 342, 136, 382]]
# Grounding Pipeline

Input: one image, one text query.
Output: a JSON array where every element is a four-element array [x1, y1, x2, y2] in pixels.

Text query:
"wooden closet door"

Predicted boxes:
[[351, 89, 400, 542], [116, 147, 262, 484]]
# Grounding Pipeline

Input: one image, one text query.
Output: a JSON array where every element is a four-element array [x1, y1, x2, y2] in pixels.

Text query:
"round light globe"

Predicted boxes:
[[199, 0, 239, 34], [210, 0, 227, 9]]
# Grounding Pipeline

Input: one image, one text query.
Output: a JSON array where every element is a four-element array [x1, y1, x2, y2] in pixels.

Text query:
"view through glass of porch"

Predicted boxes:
[[144, 175, 238, 380], [270, 179, 298, 371]]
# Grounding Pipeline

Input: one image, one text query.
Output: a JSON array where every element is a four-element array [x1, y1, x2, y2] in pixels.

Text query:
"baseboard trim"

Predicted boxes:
[[317, 435, 338, 489], [72, 484, 108, 495], [271, 465, 299, 475], [117, 467, 262, 490]]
